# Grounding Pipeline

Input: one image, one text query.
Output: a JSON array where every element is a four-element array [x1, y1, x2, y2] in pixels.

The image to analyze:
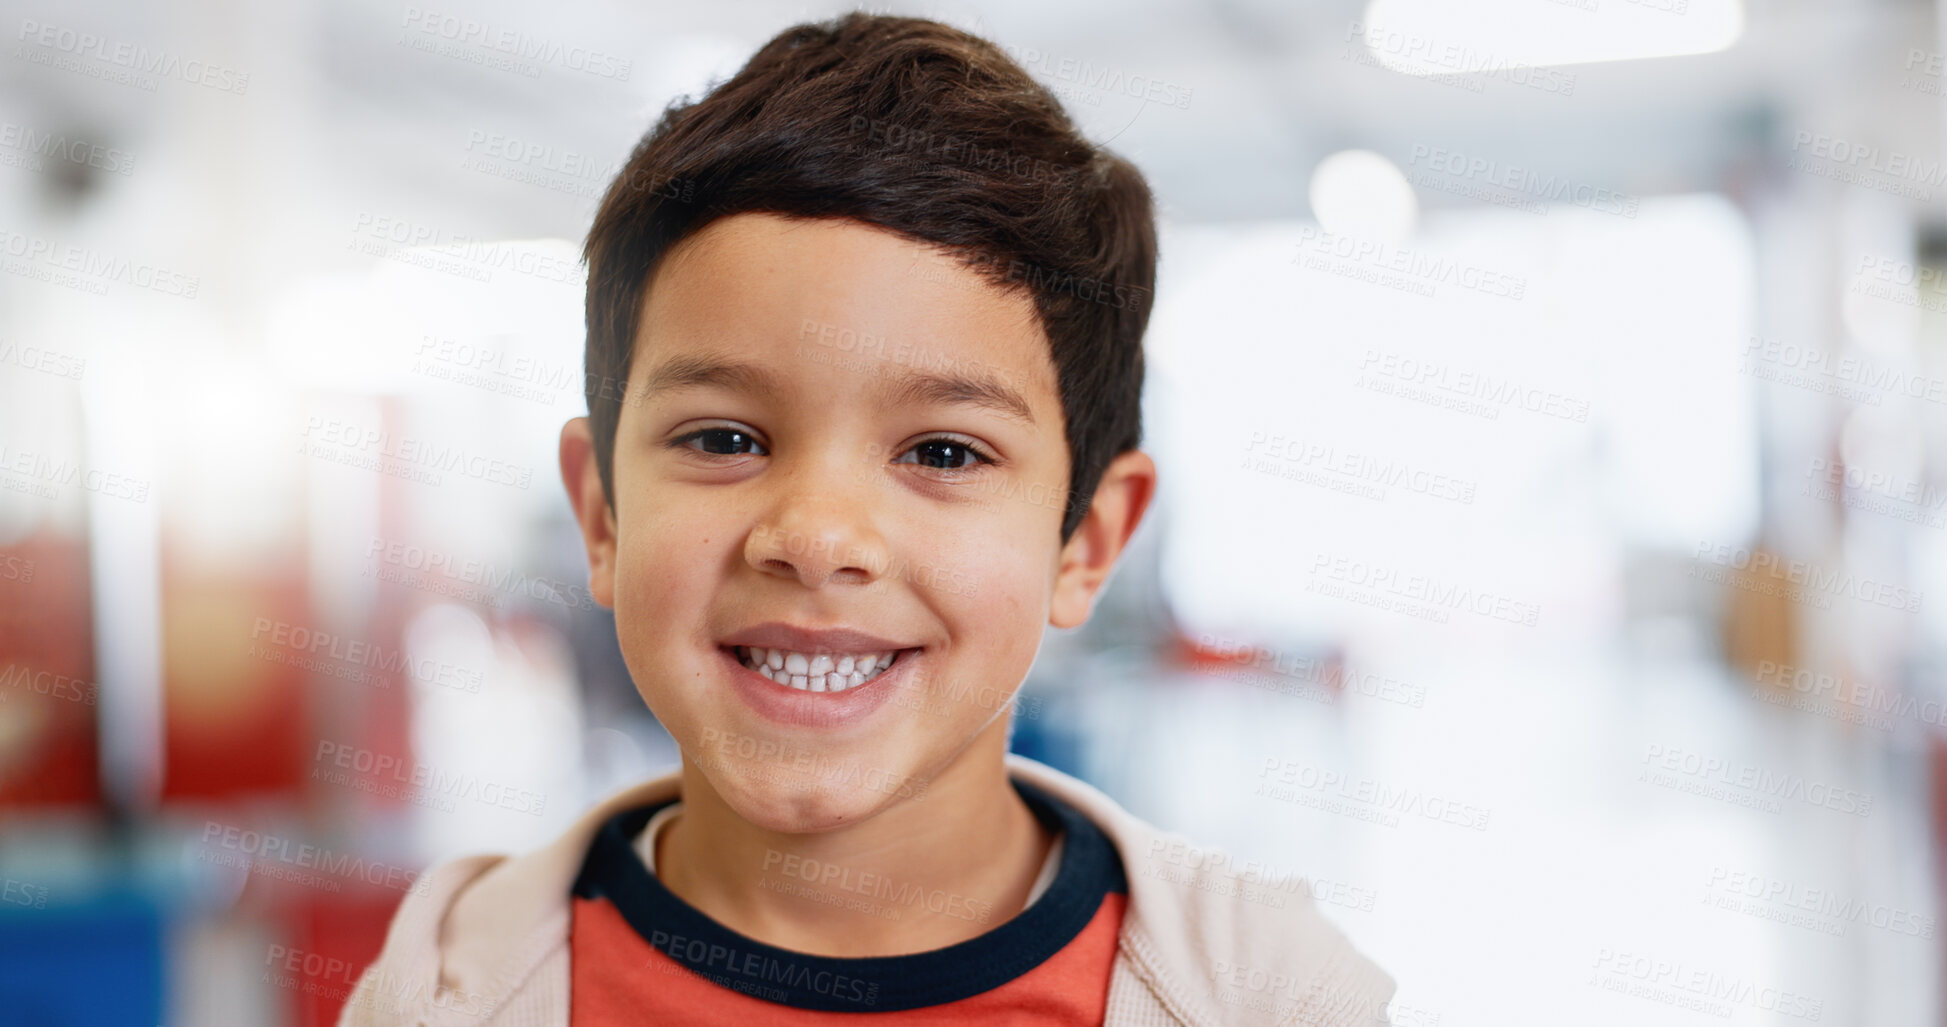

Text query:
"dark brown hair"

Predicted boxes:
[[583, 11, 1156, 543]]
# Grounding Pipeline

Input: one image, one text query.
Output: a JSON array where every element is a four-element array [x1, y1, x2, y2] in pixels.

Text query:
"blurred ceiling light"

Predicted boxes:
[[1308, 149, 1418, 241], [158, 356, 300, 566], [1360, 0, 1744, 73]]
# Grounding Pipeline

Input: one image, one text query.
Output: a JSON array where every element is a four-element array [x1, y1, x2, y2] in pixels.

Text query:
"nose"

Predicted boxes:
[[744, 460, 890, 589]]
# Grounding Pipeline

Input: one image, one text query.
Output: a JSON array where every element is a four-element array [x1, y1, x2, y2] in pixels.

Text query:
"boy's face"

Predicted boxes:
[[562, 212, 1151, 833]]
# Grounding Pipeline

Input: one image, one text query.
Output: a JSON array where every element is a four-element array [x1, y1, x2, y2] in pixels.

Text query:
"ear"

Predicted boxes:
[[1050, 449, 1157, 630], [559, 417, 618, 609]]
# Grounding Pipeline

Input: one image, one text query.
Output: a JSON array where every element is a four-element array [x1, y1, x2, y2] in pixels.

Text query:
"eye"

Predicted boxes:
[[896, 436, 996, 472], [671, 426, 767, 457]]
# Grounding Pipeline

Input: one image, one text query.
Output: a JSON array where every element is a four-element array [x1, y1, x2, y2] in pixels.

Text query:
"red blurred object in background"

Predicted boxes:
[[0, 529, 99, 806], [157, 539, 311, 801]]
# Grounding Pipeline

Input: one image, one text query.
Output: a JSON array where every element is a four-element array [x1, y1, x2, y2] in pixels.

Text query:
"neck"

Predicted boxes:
[[657, 720, 1054, 957]]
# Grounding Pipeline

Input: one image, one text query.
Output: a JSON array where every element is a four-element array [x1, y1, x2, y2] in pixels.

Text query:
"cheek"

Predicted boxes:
[[925, 526, 1049, 668], [611, 505, 724, 670], [928, 494, 1055, 608]]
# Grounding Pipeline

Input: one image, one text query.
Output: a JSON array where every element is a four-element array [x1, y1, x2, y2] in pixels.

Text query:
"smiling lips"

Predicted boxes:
[[733, 645, 906, 693], [718, 621, 919, 697]]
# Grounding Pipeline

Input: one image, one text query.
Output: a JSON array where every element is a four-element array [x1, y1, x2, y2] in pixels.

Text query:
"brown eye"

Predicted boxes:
[[675, 428, 766, 456], [898, 437, 994, 471]]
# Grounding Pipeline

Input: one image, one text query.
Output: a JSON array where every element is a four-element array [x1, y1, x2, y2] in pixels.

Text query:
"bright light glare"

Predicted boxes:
[[1309, 149, 1418, 242], [265, 238, 585, 395], [1360, 0, 1744, 73]]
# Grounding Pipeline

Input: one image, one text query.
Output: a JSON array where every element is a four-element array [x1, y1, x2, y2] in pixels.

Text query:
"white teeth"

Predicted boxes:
[[735, 646, 904, 693]]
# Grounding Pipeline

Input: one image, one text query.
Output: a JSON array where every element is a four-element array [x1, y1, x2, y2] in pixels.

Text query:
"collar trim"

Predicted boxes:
[[570, 777, 1125, 1012]]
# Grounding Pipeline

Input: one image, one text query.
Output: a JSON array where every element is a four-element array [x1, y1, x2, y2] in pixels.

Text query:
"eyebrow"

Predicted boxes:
[[640, 354, 1037, 427]]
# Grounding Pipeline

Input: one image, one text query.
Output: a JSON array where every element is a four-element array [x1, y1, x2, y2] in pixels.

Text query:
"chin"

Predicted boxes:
[[711, 766, 899, 833]]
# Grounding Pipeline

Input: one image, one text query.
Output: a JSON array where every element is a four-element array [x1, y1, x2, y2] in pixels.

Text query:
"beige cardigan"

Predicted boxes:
[[338, 754, 1395, 1026]]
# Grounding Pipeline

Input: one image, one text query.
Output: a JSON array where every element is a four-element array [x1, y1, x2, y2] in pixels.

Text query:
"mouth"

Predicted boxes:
[[727, 644, 917, 694]]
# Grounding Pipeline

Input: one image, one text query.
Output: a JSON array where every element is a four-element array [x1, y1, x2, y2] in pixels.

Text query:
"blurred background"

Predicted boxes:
[[1, 0, 1943, 1022]]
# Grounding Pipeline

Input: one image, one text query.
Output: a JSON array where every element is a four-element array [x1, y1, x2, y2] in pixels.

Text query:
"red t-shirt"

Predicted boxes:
[[568, 780, 1128, 1024]]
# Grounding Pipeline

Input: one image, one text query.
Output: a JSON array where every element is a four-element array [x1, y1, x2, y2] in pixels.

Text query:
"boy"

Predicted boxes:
[[343, 12, 1393, 1026]]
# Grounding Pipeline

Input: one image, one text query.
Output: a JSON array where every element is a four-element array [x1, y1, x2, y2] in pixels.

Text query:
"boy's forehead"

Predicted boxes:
[[633, 213, 1057, 407]]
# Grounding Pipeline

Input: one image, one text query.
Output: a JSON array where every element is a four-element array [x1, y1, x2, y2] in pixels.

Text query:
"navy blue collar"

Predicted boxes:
[[571, 776, 1126, 1012]]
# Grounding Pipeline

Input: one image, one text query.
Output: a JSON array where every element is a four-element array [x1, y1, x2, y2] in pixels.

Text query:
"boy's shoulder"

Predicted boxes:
[[1014, 756, 1396, 1025], [340, 755, 1394, 1027]]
